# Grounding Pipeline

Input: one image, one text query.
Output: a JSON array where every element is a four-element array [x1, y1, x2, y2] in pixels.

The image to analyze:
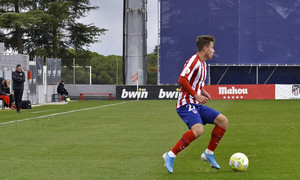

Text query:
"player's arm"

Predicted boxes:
[[201, 88, 211, 100], [178, 76, 209, 104], [12, 72, 21, 82]]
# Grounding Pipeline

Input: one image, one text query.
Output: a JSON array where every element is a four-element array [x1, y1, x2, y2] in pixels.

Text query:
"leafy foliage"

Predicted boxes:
[[0, 0, 107, 58], [61, 50, 158, 85]]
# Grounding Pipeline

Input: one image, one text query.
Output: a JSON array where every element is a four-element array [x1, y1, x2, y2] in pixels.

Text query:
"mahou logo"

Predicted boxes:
[[218, 86, 248, 99], [121, 88, 148, 99]]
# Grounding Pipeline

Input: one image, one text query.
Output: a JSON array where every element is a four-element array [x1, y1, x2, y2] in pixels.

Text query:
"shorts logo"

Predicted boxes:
[[292, 85, 300, 96]]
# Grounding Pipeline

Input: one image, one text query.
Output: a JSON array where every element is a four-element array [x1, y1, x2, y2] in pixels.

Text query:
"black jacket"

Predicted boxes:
[[0, 86, 6, 95], [4, 85, 10, 94], [57, 83, 66, 94], [12, 70, 26, 90], [5, 87, 10, 94], [0, 78, 8, 95]]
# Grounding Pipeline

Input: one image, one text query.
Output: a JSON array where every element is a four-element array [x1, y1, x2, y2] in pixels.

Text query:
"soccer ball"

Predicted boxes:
[[229, 153, 249, 171], [65, 98, 70, 102]]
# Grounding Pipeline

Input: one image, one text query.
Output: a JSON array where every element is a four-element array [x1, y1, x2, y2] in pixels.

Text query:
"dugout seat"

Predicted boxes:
[[52, 94, 64, 102]]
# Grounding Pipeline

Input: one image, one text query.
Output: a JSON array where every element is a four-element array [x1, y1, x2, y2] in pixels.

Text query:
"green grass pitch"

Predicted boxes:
[[0, 100, 299, 179]]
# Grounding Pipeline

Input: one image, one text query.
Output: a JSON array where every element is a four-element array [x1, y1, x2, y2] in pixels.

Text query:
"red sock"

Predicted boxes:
[[171, 130, 196, 155], [207, 125, 226, 152]]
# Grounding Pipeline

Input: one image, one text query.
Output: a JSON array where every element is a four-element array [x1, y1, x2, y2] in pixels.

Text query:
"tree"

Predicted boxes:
[[147, 53, 158, 85], [60, 49, 159, 85], [147, 46, 158, 84], [33, 0, 107, 58], [0, 0, 44, 54], [0, 0, 107, 58], [90, 55, 120, 84]]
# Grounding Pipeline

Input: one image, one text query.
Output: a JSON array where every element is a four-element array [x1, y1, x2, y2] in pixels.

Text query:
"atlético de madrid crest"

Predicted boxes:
[[292, 85, 300, 96]]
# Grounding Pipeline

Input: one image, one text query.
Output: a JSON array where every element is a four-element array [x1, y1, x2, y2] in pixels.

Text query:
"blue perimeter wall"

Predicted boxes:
[[160, 0, 300, 84]]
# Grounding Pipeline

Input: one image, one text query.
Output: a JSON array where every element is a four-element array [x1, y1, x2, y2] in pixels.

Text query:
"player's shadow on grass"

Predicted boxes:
[[196, 168, 246, 174]]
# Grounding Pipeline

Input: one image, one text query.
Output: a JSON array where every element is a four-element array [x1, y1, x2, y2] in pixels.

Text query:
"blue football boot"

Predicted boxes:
[[201, 152, 221, 169], [162, 152, 174, 173]]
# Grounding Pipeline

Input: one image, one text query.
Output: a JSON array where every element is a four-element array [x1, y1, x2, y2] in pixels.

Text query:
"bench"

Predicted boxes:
[[79, 93, 113, 101], [52, 94, 64, 102]]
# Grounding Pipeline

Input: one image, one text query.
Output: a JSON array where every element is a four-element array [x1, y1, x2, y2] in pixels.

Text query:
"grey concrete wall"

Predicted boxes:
[[36, 85, 57, 104], [65, 84, 116, 99], [47, 85, 57, 102]]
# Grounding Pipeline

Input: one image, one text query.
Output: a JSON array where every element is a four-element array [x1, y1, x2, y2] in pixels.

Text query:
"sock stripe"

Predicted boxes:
[[171, 130, 196, 155], [181, 138, 188, 146], [207, 125, 226, 152], [211, 133, 221, 140]]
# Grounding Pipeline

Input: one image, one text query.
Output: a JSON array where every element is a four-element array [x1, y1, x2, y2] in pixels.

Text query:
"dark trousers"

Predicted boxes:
[[60, 90, 68, 97], [3, 94, 14, 108], [14, 89, 23, 111], [9, 94, 14, 107]]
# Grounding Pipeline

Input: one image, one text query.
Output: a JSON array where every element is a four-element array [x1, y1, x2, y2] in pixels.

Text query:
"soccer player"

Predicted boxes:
[[162, 35, 228, 173]]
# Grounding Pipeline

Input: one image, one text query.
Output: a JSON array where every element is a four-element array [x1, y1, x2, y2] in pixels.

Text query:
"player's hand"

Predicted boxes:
[[201, 90, 211, 100], [195, 94, 209, 104]]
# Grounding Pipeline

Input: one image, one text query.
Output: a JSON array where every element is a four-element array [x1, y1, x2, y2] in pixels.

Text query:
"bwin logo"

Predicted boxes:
[[121, 88, 148, 99], [158, 88, 180, 99]]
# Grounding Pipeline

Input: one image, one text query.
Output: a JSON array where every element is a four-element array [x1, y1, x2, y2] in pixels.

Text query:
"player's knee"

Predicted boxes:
[[215, 114, 228, 129], [223, 116, 229, 129], [191, 124, 204, 138]]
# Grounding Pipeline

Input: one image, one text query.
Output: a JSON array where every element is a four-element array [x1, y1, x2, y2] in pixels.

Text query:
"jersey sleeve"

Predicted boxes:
[[179, 56, 199, 81], [178, 76, 197, 96]]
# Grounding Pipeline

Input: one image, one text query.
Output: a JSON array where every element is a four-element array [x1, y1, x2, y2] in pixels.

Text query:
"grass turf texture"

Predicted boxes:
[[0, 100, 299, 179]]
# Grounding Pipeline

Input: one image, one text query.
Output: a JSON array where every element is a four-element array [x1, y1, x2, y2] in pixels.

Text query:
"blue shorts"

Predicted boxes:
[[176, 103, 221, 129]]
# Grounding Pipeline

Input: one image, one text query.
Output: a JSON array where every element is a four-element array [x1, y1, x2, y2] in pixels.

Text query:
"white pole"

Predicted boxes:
[[73, 58, 75, 84], [89, 66, 92, 85], [256, 66, 258, 84], [137, 73, 139, 101], [116, 58, 118, 85], [157, 0, 161, 85]]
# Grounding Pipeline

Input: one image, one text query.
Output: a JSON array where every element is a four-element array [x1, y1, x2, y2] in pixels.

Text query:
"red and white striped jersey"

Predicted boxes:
[[176, 53, 207, 108]]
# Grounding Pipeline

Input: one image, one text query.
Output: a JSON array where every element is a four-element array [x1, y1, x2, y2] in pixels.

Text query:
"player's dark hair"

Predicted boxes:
[[196, 35, 215, 52], [16, 64, 22, 68]]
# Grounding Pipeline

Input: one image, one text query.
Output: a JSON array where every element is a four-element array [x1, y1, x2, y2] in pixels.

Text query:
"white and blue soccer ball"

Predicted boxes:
[[229, 152, 249, 171]]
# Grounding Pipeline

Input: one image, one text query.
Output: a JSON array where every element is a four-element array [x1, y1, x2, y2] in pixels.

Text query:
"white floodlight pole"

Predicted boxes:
[[73, 58, 75, 84], [137, 73, 139, 101], [89, 66, 92, 85], [116, 58, 119, 85]]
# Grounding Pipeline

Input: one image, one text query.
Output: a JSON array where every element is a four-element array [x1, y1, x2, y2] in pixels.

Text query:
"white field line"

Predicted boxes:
[[31, 109, 57, 114], [0, 101, 129, 125]]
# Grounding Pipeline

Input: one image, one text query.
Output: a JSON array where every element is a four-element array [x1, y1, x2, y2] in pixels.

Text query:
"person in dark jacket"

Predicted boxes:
[[12, 64, 25, 113], [0, 77, 11, 109], [0, 78, 6, 94], [0, 79, 14, 109], [57, 80, 69, 99]]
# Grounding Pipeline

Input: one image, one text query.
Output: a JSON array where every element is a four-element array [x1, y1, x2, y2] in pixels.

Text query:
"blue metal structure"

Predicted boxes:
[[160, 0, 300, 84]]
